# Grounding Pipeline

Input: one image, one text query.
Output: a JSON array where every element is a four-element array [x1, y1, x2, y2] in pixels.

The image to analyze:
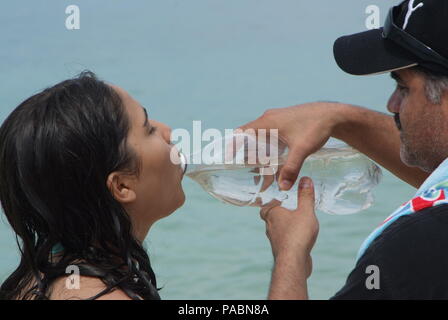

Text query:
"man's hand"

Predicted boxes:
[[239, 102, 429, 189], [239, 102, 344, 190], [261, 176, 319, 299]]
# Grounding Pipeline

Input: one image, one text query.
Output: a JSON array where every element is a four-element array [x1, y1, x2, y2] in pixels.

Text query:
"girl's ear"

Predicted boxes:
[[107, 172, 137, 203]]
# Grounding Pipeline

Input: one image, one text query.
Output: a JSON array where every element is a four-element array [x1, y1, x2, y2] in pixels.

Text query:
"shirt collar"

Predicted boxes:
[[415, 157, 448, 196]]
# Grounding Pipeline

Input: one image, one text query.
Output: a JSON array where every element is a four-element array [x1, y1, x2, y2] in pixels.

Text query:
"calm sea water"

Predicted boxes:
[[0, 0, 414, 299]]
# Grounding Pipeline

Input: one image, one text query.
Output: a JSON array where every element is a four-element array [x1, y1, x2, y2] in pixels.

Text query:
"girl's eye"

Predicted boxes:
[[147, 124, 156, 135]]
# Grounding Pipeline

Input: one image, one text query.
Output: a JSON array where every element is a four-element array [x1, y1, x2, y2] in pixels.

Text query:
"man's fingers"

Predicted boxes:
[[237, 113, 273, 132], [260, 206, 272, 221], [278, 146, 306, 191], [296, 176, 315, 212]]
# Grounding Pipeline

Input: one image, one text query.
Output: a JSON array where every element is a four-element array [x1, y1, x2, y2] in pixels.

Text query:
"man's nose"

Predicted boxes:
[[387, 90, 402, 114]]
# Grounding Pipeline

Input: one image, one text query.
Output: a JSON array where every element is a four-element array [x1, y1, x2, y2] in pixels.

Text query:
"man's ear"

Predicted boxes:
[[107, 172, 137, 203]]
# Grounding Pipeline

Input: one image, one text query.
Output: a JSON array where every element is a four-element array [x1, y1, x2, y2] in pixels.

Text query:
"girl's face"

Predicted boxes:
[[108, 86, 185, 236]]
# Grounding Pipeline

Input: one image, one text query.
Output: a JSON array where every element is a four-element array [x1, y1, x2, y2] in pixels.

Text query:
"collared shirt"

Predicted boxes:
[[332, 158, 448, 299]]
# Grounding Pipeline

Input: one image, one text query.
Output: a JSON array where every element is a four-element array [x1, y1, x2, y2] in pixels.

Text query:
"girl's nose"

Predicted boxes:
[[152, 120, 172, 144]]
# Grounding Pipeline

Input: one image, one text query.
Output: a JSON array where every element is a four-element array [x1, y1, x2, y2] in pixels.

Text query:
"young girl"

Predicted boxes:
[[0, 72, 185, 299]]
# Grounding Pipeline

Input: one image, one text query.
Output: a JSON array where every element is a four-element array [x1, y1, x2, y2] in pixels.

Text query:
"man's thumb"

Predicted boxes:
[[296, 176, 315, 212]]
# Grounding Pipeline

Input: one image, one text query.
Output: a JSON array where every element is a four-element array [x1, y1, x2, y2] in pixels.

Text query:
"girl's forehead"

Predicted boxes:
[[110, 85, 144, 116]]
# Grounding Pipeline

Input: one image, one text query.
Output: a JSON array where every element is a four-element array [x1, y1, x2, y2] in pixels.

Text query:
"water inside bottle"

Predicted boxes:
[[182, 135, 382, 215]]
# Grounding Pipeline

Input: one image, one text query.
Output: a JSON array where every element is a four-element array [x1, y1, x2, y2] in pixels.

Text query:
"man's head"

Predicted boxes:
[[388, 67, 448, 172], [333, 0, 448, 172]]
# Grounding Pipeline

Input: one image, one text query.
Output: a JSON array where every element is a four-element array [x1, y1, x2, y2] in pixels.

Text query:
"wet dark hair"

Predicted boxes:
[[0, 71, 160, 300]]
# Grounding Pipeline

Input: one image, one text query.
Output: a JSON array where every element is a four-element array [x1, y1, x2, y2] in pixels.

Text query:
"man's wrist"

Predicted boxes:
[[274, 249, 308, 266], [269, 251, 310, 299]]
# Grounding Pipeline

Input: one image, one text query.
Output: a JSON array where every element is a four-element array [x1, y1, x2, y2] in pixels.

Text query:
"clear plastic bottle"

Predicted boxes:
[[179, 133, 382, 215]]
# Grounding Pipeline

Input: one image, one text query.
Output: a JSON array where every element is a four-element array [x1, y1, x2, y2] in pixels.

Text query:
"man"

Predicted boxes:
[[243, 0, 448, 299]]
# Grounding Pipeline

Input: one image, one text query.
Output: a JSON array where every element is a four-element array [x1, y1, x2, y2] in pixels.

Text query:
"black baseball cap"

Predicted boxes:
[[333, 0, 448, 76]]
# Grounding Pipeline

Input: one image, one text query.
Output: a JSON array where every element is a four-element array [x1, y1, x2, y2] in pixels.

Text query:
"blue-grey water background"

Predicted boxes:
[[0, 0, 413, 299]]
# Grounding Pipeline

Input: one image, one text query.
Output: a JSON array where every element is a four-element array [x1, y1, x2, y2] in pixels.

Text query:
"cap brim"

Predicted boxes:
[[333, 28, 418, 76]]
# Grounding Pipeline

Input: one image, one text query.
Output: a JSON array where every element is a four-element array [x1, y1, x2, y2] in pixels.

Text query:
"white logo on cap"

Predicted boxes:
[[403, 0, 424, 30]]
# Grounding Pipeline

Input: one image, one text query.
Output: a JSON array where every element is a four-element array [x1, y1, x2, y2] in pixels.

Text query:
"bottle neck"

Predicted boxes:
[[179, 152, 188, 174], [179, 152, 201, 176]]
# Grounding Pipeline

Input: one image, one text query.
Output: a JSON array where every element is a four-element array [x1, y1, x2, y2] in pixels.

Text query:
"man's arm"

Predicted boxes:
[[240, 102, 429, 189], [260, 177, 318, 300], [268, 253, 309, 299]]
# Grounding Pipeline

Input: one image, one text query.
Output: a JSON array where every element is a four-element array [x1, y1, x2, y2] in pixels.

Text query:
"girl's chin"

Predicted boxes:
[[176, 190, 186, 209], [165, 190, 186, 217]]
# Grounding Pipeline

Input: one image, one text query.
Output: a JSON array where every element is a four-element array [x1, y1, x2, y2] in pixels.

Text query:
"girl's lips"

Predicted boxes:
[[169, 146, 186, 178]]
